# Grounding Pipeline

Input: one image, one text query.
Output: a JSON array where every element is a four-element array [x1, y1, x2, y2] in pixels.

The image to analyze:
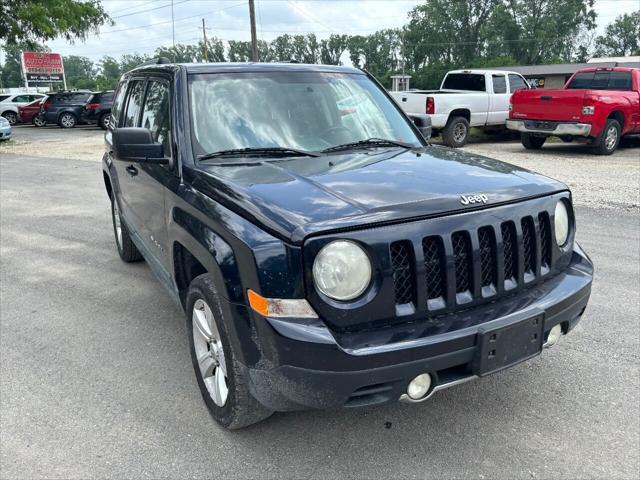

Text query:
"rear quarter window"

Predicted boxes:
[[0, 95, 10, 102]]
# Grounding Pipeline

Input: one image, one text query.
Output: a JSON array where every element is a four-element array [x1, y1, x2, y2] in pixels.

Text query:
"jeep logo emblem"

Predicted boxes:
[[460, 193, 488, 205]]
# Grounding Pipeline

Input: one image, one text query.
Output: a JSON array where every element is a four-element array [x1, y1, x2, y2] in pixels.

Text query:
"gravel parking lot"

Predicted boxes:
[[1, 126, 639, 479]]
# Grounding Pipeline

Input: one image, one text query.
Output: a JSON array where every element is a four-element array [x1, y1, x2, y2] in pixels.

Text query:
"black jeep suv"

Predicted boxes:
[[102, 61, 593, 429], [42, 90, 92, 128], [81, 90, 114, 129]]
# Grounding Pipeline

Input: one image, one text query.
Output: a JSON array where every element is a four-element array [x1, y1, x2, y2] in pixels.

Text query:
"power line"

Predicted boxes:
[[112, 0, 190, 19], [109, 0, 155, 16], [99, 1, 246, 35]]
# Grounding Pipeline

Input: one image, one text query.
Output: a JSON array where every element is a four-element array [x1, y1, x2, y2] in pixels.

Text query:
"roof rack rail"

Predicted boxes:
[[137, 57, 172, 67]]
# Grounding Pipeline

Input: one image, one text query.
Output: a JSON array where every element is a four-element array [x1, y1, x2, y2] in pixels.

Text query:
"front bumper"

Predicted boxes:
[[506, 119, 592, 137], [241, 244, 593, 411], [0, 126, 11, 140]]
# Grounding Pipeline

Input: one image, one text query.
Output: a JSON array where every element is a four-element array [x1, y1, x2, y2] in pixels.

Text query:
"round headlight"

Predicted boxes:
[[312, 240, 372, 301], [554, 200, 570, 246]]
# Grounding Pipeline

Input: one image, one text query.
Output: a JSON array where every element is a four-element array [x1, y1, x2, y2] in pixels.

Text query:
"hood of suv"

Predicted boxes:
[[196, 145, 567, 243]]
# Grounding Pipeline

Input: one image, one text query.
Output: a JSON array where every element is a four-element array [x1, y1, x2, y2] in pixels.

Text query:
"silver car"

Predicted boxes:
[[0, 115, 12, 140]]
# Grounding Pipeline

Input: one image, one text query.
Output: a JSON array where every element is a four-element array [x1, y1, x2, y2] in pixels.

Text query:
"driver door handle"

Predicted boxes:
[[126, 165, 138, 176]]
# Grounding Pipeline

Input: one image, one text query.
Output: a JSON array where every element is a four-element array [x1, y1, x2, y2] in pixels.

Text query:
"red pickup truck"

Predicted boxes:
[[507, 67, 640, 155]]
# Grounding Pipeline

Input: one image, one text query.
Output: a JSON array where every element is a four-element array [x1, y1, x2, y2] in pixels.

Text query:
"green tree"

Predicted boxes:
[[485, 0, 597, 64], [119, 53, 151, 73], [95, 55, 120, 89], [63, 55, 96, 89], [320, 34, 348, 65], [155, 44, 200, 63], [594, 12, 640, 57], [0, 0, 111, 45]]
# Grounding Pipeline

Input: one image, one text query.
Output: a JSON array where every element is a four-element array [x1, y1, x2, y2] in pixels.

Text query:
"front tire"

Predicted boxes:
[[592, 119, 620, 155], [521, 133, 546, 150], [111, 198, 142, 262], [186, 275, 273, 429], [441, 116, 470, 148], [58, 112, 77, 128], [32, 115, 46, 127], [2, 111, 17, 125]]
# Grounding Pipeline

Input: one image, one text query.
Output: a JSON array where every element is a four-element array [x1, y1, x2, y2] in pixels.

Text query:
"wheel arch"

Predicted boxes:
[[103, 170, 113, 200], [448, 108, 471, 122], [608, 110, 625, 129]]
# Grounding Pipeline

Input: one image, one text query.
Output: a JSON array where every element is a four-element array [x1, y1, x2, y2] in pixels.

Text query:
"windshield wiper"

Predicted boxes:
[[321, 138, 417, 154], [198, 147, 320, 161]]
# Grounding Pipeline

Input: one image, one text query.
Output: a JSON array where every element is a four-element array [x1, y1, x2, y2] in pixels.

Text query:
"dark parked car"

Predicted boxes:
[[102, 61, 593, 429], [41, 90, 92, 128], [81, 90, 114, 129], [17, 98, 47, 126]]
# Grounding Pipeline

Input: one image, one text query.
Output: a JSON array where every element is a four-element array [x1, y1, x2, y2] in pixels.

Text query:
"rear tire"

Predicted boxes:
[[592, 119, 620, 155], [58, 112, 77, 128], [521, 133, 546, 150], [98, 113, 110, 130], [442, 116, 470, 148], [111, 198, 142, 262], [186, 274, 273, 429], [2, 111, 17, 125]]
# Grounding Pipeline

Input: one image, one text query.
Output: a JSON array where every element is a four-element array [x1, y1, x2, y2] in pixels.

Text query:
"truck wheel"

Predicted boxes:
[[186, 274, 273, 429], [111, 198, 143, 262], [521, 133, 546, 150], [2, 111, 17, 125], [592, 119, 620, 155], [442, 116, 470, 148], [58, 112, 77, 128]]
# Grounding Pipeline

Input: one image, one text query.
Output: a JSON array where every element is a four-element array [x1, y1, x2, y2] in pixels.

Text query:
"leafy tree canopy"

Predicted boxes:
[[595, 11, 640, 57], [0, 0, 111, 45]]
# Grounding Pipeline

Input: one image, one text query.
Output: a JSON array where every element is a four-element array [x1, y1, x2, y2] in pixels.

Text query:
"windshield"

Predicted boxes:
[[188, 71, 422, 158]]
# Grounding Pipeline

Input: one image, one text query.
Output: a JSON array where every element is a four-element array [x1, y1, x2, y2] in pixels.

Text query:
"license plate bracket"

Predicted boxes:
[[473, 312, 544, 377]]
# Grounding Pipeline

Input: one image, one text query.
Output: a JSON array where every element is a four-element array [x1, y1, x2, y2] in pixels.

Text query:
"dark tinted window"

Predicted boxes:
[[567, 72, 595, 89], [100, 92, 114, 103], [509, 74, 528, 92], [70, 92, 91, 103], [608, 72, 632, 90], [442, 73, 486, 91], [492, 75, 507, 94], [110, 82, 128, 127], [141, 81, 171, 156], [567, 71, 633, 90], [0, 95, 10, 102], [122, 81, 144, 127], [13, 95, 30, 102]]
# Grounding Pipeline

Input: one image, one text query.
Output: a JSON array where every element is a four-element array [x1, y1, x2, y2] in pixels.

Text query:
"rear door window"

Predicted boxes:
[[101, 92, 114, 103], [122, 80, 145, 127], [492, 75, 507, 94], [140, 80, 172, 157]]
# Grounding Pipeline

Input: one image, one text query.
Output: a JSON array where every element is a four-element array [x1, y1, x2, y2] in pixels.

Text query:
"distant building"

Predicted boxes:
[[489, 56, 640, 89]]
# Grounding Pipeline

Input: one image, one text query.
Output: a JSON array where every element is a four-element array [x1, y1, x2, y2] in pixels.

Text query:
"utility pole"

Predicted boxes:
[[202, 18, 208, 62], [171, 0, 175, 47], [248, 0, 258, 62]]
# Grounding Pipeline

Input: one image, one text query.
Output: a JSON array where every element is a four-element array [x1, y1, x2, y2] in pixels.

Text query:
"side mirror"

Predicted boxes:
[[112, 127, 168, 164], [409, 114, 432, 140]]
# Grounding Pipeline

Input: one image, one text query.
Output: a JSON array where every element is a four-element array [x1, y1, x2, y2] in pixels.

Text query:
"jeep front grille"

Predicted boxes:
[[390, 210, 555, 315]]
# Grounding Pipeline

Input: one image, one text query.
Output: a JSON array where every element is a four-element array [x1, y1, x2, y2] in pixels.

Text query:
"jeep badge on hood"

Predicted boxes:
[[460, 193, 489, 205]]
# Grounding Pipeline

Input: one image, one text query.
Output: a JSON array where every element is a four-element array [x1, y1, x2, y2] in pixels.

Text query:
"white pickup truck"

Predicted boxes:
[[390, 69, 530, 147]]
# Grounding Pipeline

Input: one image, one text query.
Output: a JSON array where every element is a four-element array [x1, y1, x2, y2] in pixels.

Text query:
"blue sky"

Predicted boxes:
[[40, 0, 640, 62]]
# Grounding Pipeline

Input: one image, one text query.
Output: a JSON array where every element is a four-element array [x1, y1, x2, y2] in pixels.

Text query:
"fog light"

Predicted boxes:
[[407, 374, 432, 400], [545, 324, 562, 348]]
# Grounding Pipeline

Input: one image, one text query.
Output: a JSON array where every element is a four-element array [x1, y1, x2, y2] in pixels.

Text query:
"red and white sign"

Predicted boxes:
[[21, 52, 66, 84]]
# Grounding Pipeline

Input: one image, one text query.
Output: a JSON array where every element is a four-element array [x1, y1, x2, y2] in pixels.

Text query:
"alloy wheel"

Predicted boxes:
[[192, 298, 228, 407], [604, 126, 618, 151], [60, 114, 75, 128], [453, 122, 467, 143]]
